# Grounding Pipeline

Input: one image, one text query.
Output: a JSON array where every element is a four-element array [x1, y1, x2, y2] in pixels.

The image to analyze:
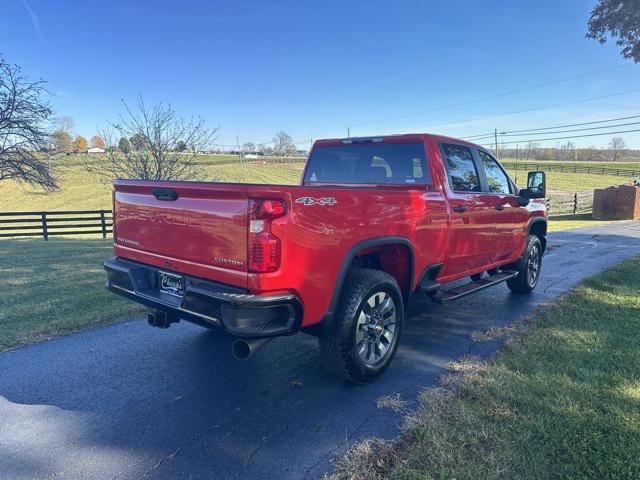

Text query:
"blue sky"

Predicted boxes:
[[2, 0, 639, 149]]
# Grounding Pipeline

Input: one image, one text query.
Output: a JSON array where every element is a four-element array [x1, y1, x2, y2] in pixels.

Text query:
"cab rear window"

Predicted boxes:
[[303, 143, 429, 185]]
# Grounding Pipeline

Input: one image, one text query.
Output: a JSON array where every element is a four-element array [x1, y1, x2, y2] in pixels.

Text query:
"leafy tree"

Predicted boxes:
[[73, 135, 87, 153], [118, 136, 131, 153], [87, 97, 218, 181], [272, 131, 295, 156], [0, 56, 57, 190], [90, 135, 106, 149], [587, 0, 640, 62], [129, 132, 147, 151], [176, 140, 187, 152], [52, 130, 72, 154]]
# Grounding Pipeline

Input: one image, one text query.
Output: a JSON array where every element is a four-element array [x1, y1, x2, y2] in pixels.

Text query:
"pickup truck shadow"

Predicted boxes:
[[1, 226, 639, 479]]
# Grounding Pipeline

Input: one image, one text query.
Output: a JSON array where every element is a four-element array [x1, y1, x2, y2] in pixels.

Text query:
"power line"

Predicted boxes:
[[502, 113, 640, 134], [249, 64, 632, 144], [229, 83, 640, 148], [343, 65, 631, 132], [478, 127, 640, 147], [499, 120, 640, 137], [414, 88, 640, 135], [465, 113, 640, 139]]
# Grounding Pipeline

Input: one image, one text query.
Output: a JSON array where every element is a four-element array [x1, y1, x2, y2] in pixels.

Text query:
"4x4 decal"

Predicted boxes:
[[295, 196, 337, 206]]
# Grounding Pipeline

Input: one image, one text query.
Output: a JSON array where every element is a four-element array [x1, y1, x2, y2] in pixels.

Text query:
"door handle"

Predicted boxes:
[[453, 205, 467, 213], [495, 204, 506, 211]]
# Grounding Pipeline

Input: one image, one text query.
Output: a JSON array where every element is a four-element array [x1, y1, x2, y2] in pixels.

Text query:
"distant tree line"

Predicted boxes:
[[497, 137, 639, 162]]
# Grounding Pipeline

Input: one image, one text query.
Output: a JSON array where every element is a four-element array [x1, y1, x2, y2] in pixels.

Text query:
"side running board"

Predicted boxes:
[[431, 270, 518, 304]]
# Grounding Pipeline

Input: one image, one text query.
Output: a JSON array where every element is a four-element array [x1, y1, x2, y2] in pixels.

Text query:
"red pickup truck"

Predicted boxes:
[[104, 134, 547, 382]]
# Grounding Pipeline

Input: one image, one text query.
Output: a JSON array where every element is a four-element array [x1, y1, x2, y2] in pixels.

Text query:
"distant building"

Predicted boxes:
[[87, 147, 105, 154]]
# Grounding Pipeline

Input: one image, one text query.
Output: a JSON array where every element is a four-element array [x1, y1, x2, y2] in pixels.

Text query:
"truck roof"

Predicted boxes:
[[313, 133, 484, 150]]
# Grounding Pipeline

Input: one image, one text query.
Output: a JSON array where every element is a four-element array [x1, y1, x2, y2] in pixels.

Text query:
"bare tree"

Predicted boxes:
[[52, 115, 75, 134], [87, 97, 218, 181], [0, 55, 57, 190], [523, 141, 539, 161], [50, 115, 75, 154], [272, 131, 295, 157], [242, 142, 255, 154], [609, 136, 626, 162]]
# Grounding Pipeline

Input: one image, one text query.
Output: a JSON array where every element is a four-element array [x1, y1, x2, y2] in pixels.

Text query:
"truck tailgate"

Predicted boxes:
[[113, 180, 249, 287]]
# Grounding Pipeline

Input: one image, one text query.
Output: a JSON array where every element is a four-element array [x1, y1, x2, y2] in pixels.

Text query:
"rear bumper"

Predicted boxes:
[[103, 257, 302, 337]]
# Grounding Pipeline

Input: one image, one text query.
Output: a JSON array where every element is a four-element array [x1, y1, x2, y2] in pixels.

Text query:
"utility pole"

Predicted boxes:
[[347, 127, 351, 138], [236, 136, 241, 160], [494, 128, 499, 159], [514, 144, 519, 183]]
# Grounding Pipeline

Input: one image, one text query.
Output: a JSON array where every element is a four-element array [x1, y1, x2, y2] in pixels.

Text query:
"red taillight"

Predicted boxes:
[[248, 199, 286, 273]]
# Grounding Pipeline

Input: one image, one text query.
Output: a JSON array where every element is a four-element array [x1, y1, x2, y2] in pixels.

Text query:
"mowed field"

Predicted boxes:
[[0, 155, 306, 211], [500, 158, 640, 194], [0, 154, 637, 212]]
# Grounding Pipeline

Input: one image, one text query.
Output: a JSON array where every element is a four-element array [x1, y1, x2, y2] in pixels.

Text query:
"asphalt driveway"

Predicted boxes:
[[1, 222, 640, 480]]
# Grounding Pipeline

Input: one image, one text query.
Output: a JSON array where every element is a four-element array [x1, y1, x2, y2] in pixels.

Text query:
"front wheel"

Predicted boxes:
[[319, 268, 404, 383], [507, 235, 543, 294]]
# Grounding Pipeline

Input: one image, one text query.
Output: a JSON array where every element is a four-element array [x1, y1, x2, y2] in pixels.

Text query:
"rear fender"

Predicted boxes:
[[304, 236, 414, 337]]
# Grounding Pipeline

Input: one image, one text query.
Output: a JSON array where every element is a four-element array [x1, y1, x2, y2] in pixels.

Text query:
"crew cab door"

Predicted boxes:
[[474, 149, 528, 262], [439, 143, 495, 277]]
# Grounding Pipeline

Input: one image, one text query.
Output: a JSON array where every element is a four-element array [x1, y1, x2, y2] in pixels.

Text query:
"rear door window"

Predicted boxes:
[[477, 150, 512, 194], [303, 143, 428, 185], [441, 143, 481, 192]]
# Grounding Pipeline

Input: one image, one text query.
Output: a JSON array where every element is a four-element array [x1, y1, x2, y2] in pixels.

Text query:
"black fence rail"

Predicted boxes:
[[507, 161, 639, 177], [545, 191, 594, 216], [0, 210, 113, 239]]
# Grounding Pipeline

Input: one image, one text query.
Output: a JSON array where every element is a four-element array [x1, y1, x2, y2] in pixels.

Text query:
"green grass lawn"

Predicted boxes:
[[547, 213, 626, 232], [0, 238, 144, 351], [385, 257, 640, 480]]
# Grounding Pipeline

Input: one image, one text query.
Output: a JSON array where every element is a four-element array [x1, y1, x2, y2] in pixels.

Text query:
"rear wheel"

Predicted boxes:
[[319, 268, 404, 383], [507, 235, 542, 294]]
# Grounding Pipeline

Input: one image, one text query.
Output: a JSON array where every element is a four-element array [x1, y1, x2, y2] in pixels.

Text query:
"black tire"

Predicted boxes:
[[319, 268, 404, 383], [507, 235, 543, 294]]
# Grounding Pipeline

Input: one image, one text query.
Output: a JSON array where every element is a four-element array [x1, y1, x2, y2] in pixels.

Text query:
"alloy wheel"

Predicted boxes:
[[355, 291, 397, 365], [527, 244, 541, 287]]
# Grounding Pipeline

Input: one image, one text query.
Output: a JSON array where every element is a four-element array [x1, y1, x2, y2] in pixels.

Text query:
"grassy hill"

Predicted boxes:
[[0, 155, 305, 211], [0, 154, 635, 212]]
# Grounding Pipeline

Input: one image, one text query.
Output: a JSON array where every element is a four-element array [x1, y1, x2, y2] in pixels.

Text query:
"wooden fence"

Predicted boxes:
[[508, 162, 639, 177], [545, 191, 594, 216], [0, 210, 113, 239]]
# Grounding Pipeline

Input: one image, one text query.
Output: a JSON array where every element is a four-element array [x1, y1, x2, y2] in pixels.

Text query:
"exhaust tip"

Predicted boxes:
[[231, 337, 272, 361], [232, 339, 252, 361]]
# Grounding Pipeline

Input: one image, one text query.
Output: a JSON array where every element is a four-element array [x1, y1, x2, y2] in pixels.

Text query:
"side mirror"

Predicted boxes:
[[525, 171, 546, 199]]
